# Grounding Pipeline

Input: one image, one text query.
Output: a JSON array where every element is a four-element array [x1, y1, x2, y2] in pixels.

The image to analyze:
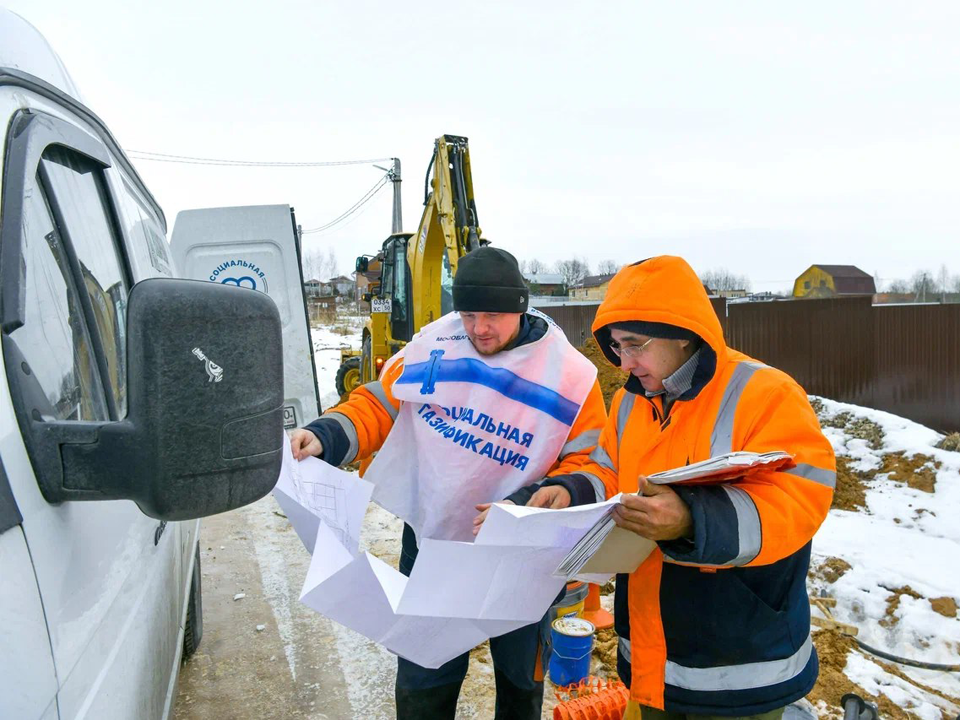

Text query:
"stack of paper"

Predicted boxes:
[[555, 451, 794, 579], [647, 451, 794, 485]]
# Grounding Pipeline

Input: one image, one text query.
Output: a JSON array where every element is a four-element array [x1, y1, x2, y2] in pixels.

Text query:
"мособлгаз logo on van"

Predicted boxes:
[[208, 259, 268, 292]]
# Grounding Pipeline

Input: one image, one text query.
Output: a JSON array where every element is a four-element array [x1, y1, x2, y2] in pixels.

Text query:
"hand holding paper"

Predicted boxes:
[[612, 477, 693, 542], [555, 450, 794, 578]]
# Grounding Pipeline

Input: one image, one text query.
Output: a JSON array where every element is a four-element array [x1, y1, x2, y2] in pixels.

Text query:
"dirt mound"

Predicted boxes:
[[879, 452, 941, 493], [592, 627, 619, 678], [812, 557, 852, 585], [830, 450, 940, 512], [937, 432, 960, 452], [833, 457, 871, 511], [880, 585, 923, 628], [930, 596, 958, 618], [578, 339, 627, 410], [807, 629, 912, 720]]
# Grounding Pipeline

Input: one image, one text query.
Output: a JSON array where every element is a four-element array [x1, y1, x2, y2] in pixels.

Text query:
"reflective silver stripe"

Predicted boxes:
[[709, 361, 766, 456], [619, 636, 631, 658], [784, 463, 837, 489], [325, 412, 360, 465], [721, 485, 762, 566], [578, 471, 607, 504], [589, 443, 616, 473], [364, 380, 399, 421], [665, 634, 813, 692], [561, 429, 601, 457], [616, 393, 636, 455]]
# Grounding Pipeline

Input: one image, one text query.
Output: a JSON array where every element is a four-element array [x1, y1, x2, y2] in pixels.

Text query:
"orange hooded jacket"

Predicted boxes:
[[579, 257, 835, 714]]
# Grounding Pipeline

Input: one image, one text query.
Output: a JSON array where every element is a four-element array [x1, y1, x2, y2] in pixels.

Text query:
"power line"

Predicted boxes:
[[127, 150, 394, 168], [302, 174, 390, 235]]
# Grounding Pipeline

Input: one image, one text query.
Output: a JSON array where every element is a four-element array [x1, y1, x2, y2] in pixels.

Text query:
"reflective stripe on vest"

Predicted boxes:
[[721, 485, 762, 566], [364, 380, 399, 421], [325, 411, 360, 464], [664, 634, 813, 692], [710, 361, 766, 456], [561, 429, 601, 457], [578, 471, 607, 504], [784, 463, 837, 488], [616, 393, 636, 456], [589, 443, 616, 473]]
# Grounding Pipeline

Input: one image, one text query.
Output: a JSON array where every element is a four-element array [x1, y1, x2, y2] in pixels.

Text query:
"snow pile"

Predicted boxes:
[[808, 397, 960, 718]]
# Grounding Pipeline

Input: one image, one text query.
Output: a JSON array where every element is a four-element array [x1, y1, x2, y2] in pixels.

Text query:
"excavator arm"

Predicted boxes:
[[338, 134, 486, 394]]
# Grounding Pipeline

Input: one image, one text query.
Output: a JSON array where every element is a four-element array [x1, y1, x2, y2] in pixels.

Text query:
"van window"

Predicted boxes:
[[115, 175, 172, 276], [41, 147, 130, 418], [9, 183, 108, 421]]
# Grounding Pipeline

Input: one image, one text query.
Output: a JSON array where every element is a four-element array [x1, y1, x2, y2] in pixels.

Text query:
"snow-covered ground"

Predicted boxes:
[[808, 397, 960, 718], [311, 322, 363, 409]]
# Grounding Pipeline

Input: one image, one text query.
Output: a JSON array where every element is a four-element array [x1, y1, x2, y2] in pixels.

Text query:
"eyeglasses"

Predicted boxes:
[[609, 337, 655, 359]]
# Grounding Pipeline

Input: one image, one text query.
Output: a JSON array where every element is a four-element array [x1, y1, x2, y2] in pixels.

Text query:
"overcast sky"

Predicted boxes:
[[9, 0, 960, 292]]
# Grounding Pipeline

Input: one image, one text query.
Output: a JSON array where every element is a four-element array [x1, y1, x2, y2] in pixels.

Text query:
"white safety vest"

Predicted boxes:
[[367, 310, 598, 543]]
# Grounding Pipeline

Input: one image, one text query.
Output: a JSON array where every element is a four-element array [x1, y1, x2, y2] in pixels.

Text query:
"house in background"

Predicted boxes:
[[793, 265, 876, 298], [304, 278, 322, 298], [570, 273, 617, 300], [523, 272, 565, 295], [716, 288, 748, 299], [328, 275, 354, 296]]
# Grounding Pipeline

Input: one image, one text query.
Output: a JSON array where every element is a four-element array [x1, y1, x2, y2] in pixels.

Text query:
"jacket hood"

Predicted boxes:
[[592, 257, 728, 396]]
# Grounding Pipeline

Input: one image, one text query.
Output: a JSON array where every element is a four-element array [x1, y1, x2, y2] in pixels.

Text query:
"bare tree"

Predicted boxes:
[[554, 257, 591, 290], [324, 247, 339, 279], [952, 275, 960, 294], [911, 270, 936, 302], [699, 268, 752, 293], [596, 259, 621, 275], [302, 248, 324, 281], [938, 264, 950, 301], [886, 278, 910, 294], [521, 258, 550, 275]]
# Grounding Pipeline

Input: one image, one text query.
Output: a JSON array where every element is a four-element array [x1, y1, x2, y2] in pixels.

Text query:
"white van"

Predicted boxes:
[[0, 10, 285, 719], [170, 204, 322, 432]]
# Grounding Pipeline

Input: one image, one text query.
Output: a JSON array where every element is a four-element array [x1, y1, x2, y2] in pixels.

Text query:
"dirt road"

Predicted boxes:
[[173, 493, 528, 719]]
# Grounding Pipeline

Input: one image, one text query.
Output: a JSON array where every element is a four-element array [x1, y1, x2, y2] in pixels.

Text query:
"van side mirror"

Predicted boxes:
[[4, 278, 284, 520], [356, 256, 369, 273]]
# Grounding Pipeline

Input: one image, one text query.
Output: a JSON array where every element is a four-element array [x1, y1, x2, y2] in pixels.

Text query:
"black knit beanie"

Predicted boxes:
[[453, 247, 529, 313]]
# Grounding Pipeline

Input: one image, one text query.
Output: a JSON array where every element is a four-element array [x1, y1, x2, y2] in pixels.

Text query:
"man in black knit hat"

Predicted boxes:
[[290, 247, 608, 719]]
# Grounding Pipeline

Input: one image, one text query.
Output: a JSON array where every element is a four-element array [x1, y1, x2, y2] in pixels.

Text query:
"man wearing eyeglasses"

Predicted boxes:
[[574, 256, 835, 720], [289, 246, 607, 719]]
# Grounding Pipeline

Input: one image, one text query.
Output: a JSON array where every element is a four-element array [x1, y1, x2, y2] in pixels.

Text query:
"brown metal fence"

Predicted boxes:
[[537, 298, 960, 432]]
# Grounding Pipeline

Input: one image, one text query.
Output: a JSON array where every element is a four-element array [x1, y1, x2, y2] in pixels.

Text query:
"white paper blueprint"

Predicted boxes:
[[272, 437, 373, 554], [277, 451, 622, 668]]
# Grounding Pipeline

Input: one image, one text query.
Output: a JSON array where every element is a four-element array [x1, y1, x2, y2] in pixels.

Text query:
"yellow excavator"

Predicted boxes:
[[335, 134, 485, 395]]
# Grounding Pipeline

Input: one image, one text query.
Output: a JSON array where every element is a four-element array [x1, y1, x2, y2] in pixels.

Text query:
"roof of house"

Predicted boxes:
[[579, 273, 617, 288], [811, 264, 873, 279], [804, 264, 877, 295], [523, 272, 564, 285]]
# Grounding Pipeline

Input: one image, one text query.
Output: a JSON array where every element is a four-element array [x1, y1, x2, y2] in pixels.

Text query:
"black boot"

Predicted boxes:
[[395, 680, 463, 720], [493, 668, 544, 720]]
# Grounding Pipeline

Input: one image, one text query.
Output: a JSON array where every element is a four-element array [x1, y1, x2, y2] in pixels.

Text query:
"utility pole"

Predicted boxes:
[[389, 157, 402, 233], [377, 158, 403, 233]]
